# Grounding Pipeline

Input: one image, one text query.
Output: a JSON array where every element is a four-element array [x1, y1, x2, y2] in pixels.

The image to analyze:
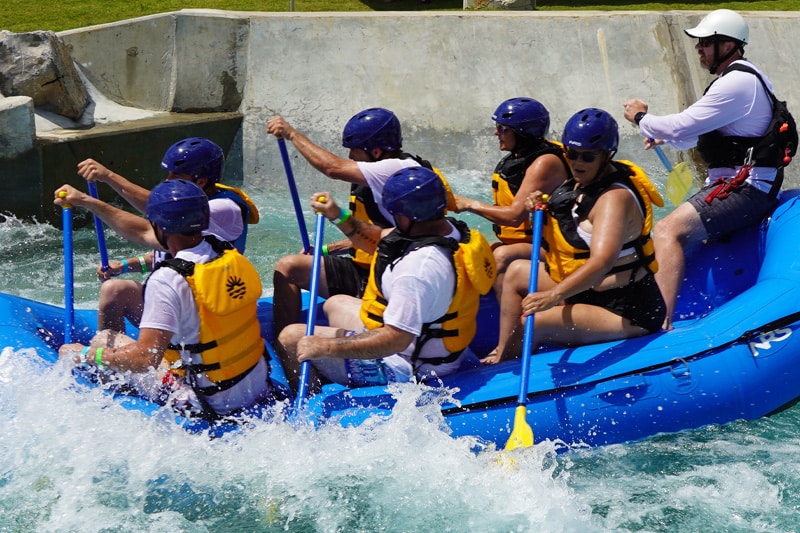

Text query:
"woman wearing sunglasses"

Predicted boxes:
[[452, 98, 569, 363], [623, 9, 789, 330], [487, 108, 666, 362]]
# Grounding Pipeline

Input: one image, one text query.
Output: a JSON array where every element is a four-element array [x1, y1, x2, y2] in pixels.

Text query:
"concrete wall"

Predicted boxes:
[[4, 10, 800, 221]]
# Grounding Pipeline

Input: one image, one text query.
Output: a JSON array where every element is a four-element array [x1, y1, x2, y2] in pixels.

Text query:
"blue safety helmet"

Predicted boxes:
[[146, 179, 210, 234], [561, 108, 619, 153], [160, 137, 224, 183], [341, 108, 403, 152], [383, 167, 447, 222], [492, 97, 550, 139]]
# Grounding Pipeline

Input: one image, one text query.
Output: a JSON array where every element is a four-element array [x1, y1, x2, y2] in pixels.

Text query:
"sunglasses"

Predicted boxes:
[[564, 148, 603, 163], [697, 37, 719, 48], [496, 124, 510, 135]]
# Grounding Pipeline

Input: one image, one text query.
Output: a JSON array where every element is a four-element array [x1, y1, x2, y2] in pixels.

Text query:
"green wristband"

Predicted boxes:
[[95, 346, 105, 369], [332, 209, 352, 226], [138, 255, 147, 274], [322, 244, 329, 256]]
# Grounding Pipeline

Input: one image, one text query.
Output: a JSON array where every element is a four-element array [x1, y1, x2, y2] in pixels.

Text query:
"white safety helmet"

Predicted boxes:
[[685, 9, 749, 44]]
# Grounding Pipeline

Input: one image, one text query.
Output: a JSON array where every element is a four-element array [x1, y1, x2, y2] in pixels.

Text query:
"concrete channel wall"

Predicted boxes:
[[3, 10, 800, 222]]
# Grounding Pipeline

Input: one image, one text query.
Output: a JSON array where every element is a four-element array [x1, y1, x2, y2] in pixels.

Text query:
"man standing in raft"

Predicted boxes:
[[624, 9, 795, 329], [276, 167, 495, 393]]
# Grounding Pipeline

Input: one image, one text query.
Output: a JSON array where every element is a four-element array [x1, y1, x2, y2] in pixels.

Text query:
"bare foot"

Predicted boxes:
[[480, 349, 500, 365]]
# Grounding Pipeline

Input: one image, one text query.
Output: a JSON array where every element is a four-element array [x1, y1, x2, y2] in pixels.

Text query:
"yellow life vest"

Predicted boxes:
[[359, 218, 496, 365], [215, 183, 260, 224], [542, 160, 664, 283], [492, 140, 569, 245], [160, 237, 265, 390]]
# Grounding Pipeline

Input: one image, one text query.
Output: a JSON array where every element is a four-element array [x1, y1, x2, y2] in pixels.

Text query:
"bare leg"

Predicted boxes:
[[275, 323, 342, 392], [652, 203, 707, 330], [491, 242, 533, 303], [490, 259, 557, 362], [323, 294, 364, 330], [490, 259, 532, 362], [97, 279, 144, 332], [534, 303, 650, 347], [272, 253, 330, 337]]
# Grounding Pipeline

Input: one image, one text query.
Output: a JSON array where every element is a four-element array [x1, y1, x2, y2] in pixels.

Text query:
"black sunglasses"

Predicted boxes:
[[496, 123, 511, 135], [697, 37, 715, 47], [564, 148, 603, 163]]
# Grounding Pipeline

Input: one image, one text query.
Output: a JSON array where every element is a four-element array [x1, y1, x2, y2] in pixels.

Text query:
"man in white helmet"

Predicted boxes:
[[623, 9, 793, 330]]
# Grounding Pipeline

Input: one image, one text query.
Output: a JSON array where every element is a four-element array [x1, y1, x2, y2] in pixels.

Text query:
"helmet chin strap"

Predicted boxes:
[[709, 41, 743, 74]]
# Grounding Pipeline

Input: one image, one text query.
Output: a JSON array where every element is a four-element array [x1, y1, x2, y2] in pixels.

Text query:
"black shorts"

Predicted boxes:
[[323, 255, 370, 298], [565, 273, 666, 333], [687, 183, 779, 241]]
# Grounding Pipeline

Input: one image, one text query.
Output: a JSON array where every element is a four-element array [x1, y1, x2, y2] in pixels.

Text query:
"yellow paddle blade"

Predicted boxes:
[[504, 404, 534, 450], [665, 161, 693, 206]]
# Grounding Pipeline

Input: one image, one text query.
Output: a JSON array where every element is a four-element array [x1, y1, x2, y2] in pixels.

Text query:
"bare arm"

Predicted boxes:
[[77, 158, 152, 213], [520, 188, 634, 315], [55, 184, 162, 249], [310, 192, 384, 255], [59, 327, 172, 372], [456, 154, 568, 227], [266, 116, 367, 185], [297, 325, 414, 362]]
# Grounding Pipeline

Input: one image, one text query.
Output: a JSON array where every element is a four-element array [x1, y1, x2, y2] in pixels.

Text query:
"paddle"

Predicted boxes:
[[86, 181, 110, 272], [293, 198, 326, 410], [58, 191, 75, 344], [505, 197, 547, 451], [277, 138, 311, 254], [653, 144, 693, 206]]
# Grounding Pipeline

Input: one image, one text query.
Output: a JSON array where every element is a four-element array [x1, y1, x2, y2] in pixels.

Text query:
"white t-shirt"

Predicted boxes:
[[377, 222, 462, 381], [207, 197, 244, 244], [357, 158, 421, 221], [640, 60, 778, 191], [140, 239, 269, 415]]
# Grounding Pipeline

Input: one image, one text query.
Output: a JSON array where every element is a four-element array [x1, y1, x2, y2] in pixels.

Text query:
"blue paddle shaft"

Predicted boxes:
[[62, 205, 74, 344], [516, 208, 544, 405], [294, 212, 326, 408], [278, 138, 311, 254], [87, 182, 110, 271], [653, 145, 674, 172]]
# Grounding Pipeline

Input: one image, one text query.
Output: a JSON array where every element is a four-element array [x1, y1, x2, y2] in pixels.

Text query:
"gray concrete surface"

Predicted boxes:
[[2, 10, 799, 221]]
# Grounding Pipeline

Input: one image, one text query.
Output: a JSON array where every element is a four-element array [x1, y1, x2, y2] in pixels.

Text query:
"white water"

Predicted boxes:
[[3, 166, 800, 531]]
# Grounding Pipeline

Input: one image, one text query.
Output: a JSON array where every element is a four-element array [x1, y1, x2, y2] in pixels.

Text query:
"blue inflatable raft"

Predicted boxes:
[[3, 190, 800, 448]]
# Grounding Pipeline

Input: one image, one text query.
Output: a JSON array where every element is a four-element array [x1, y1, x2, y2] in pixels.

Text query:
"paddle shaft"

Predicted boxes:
[[277, 138, 311, 254], [294, 211, 326, 409], [516, 208, 544, 405], [653, 145, 674, 172], [59, 192, 75, 344], [86, 182, 110, 271]]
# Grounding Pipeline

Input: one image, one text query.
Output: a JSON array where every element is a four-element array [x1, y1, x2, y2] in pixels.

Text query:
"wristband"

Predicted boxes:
[[95, 347, 105, 370], [634, 111, 647, 125], [120, 259, 129, 274], [138, 255, 147, 274], [322, 245, 329, 256], [80, 346, 89, 364], [332, 209, 352, 226]]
